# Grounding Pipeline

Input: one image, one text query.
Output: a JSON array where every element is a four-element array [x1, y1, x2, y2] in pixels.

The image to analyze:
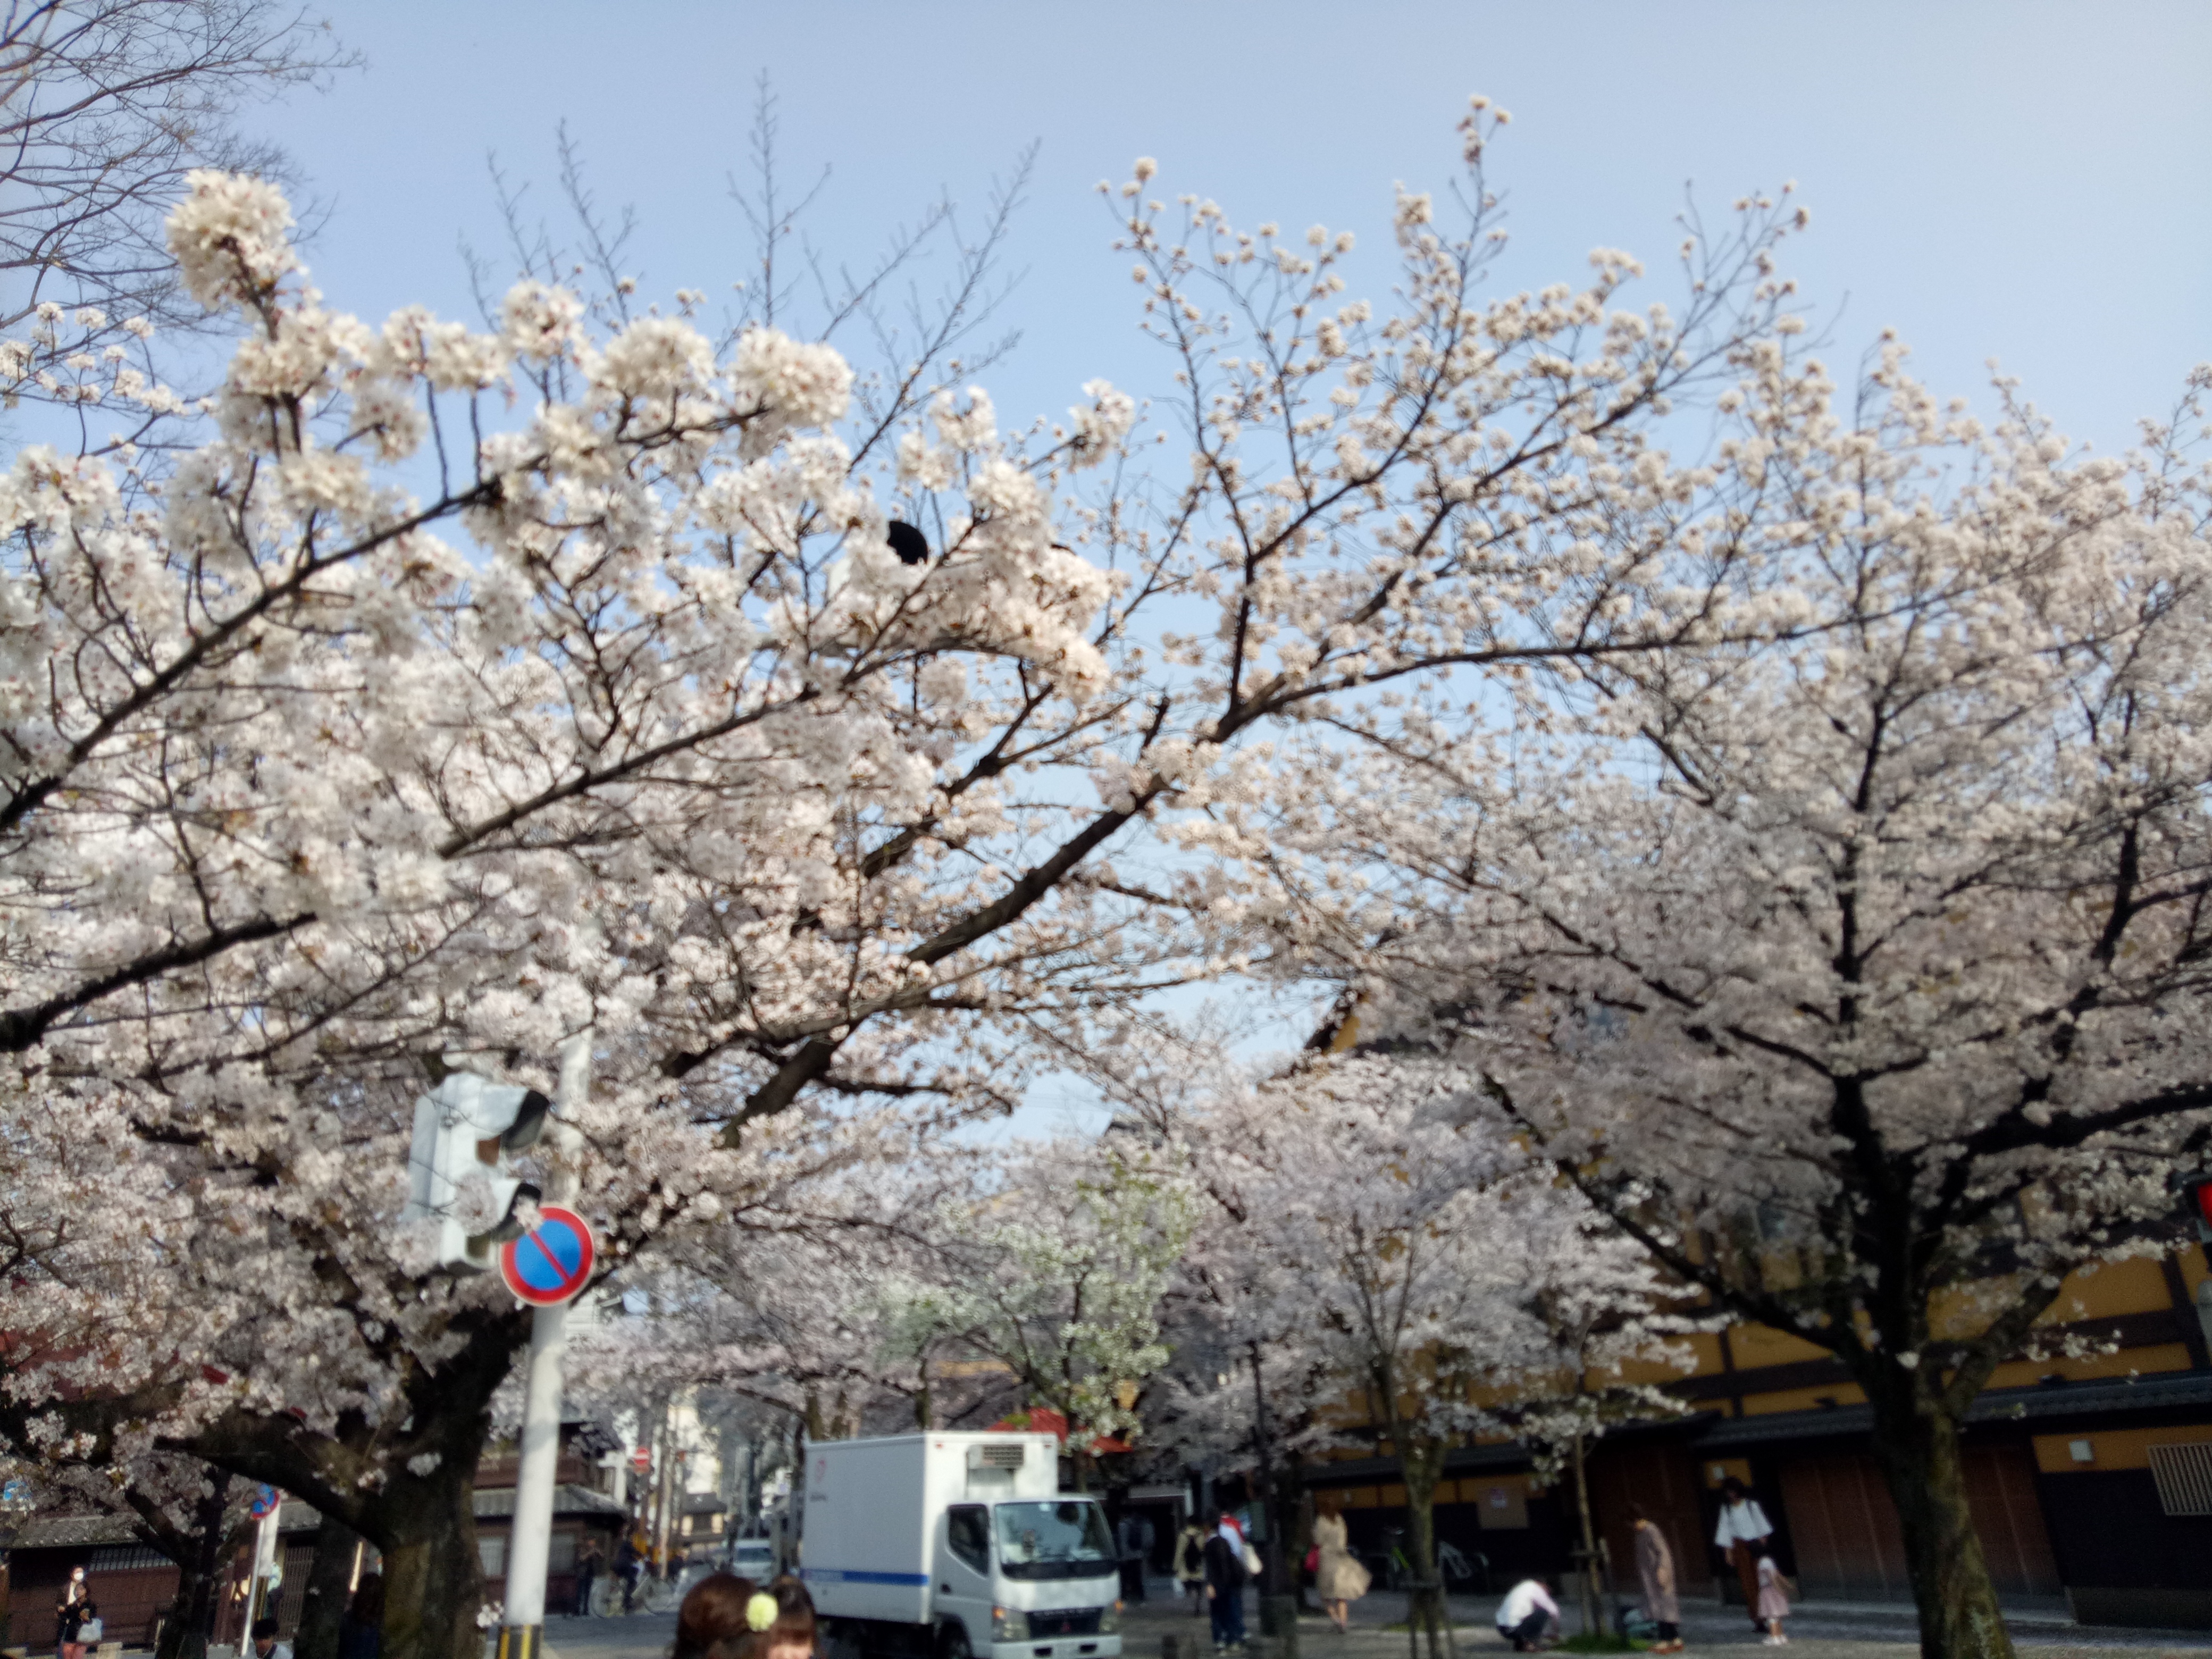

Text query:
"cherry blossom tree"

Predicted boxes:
[[1167, 1054, 1691, 1657], [0, 0, 357, 367], [1246, 346, 2212, 1659], [0, 102, 1825, 1659], [877, 1137, 1195, 1481]]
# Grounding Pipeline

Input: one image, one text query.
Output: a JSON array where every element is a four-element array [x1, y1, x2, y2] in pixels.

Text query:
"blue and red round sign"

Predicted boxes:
[[498, 1204, 596, 1305]]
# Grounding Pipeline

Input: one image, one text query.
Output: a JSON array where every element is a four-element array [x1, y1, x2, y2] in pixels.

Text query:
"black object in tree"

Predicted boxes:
[[887, 521, 931, 566]]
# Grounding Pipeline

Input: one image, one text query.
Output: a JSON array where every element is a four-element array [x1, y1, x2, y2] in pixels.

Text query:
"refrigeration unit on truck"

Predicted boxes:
[[801, 1431, 1124, 1659]]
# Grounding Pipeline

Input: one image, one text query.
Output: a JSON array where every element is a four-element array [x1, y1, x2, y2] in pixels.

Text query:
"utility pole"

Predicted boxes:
[[652, 1399, 681, 1577], [496, 1030, 592, 1659]]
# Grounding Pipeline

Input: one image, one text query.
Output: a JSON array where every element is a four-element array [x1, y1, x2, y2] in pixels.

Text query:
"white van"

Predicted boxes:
[[802, 1432, 1123, 1659]]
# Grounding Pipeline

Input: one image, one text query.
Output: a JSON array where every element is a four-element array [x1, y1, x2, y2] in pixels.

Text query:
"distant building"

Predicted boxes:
[[1, 1422, 629, 1650]]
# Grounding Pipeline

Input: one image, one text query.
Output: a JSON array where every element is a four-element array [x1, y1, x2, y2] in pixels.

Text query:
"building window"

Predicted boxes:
[[480, 1537, 508, 1578], [2147, 1443, 2212, 1518], [549, 1530, 577, 1573]]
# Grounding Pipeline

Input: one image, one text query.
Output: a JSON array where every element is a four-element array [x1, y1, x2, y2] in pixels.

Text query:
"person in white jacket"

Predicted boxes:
[[1713, 1478, 1775, 1632], [1495, 1579, 1560, 1653]]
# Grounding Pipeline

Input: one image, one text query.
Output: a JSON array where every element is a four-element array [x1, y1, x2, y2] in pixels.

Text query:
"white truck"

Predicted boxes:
[[801, 1432, 1124, 1659]]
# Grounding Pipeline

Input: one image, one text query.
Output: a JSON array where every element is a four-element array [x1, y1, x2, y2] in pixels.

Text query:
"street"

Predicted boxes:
[[494, 1581, 2212, 1659]]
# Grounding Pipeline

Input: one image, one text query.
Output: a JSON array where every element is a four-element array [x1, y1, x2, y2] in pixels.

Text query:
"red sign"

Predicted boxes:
[[497, 1204, 596, 1305], [631, 1447, 651, 1473]]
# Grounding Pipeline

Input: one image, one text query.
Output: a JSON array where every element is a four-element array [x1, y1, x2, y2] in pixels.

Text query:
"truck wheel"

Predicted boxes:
[[938, 1623, 974, 1659]]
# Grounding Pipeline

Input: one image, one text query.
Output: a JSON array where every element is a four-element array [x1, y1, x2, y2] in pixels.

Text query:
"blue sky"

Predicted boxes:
[[277, 1, 2211, 460], [260, 0, 2212, 1132]]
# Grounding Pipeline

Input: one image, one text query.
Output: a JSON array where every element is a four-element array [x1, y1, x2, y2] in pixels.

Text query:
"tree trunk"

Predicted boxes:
[[1569, 1435, 1603, 1637], [155, 1471, 234, 1659], [1867, 1394, 2015, 1659], [1286, 1461, 1317, 1614], [1397, 1459, 1453, 1659], [294, 1511, 360, 1659], [374, 1467, 484, 1659], [1247, 1346, 1288, 1593]]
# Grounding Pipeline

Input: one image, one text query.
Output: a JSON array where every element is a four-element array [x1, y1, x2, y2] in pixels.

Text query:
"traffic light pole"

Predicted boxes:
[[497, 1030, 592, 1659]]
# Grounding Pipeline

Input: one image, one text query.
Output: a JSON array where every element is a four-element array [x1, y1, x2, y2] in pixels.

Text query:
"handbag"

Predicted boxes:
[[78, 1619, 103, 1644], [1304, 1546, 1320, 1575]]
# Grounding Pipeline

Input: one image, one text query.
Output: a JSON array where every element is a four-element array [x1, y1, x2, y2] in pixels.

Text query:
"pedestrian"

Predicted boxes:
[[1629, 1506, 1681, 1654], [618, 1529, 646, 1614], [338, 1573, 383, 1659], [574, 1536, 604, 1618], [1711, 1477, 1774, 1633], [1174, 1519, 1208, 1616], [1115, 1513, 1150, 1601], [1201, 1510, 1250, 1653], [1493, 1579, 1559, 1654], [249, 1616, 294, 1659], [55, 1566, 91, 1659], [1310, 1498, 1370, 1635], [728, 1577, 817, 1659], [1756, 1555, 1792, 1646]]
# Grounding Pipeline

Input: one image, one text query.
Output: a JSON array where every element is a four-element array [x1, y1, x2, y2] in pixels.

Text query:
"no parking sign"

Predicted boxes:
[[498, 1205, 596, 1305]]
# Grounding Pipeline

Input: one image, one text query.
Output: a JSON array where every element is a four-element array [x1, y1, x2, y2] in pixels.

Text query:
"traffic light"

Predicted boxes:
[[404, 1074, 553, 1270]]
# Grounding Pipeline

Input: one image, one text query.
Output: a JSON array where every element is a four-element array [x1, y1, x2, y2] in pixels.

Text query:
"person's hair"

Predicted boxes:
[[721, 1576, 815, 1659], [350, 1573, 384, 1626], [251, 1618, 279, 1641], [1719, 1476, 1746, 1498], [1628, 1503, 1650, 1523], [673, 1572, 756, 1659]]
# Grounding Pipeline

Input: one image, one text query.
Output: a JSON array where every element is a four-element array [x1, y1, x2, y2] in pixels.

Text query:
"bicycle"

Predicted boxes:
[[1435, 1541, 1489, 1595]]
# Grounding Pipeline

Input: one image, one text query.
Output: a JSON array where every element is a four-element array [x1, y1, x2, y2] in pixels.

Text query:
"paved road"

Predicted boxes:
[[516, 1580, 2212, 1659]]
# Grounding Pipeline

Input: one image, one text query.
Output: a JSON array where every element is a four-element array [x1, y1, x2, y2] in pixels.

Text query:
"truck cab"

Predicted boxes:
[[801, 1432, 1123, 1659], [934, 1494, 1120, 1659]]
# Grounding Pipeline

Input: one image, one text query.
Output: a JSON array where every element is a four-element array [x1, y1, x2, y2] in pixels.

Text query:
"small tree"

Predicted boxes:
[[884, 1140, 1195, 1484], [1179, 1057, 1686, 1659]]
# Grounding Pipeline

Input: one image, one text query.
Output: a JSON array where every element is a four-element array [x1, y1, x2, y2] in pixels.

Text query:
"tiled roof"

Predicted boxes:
[[1697, 1371, 2212, 1448], [473, 1484, 624, 1520], [12, 1514, 143, 1550]]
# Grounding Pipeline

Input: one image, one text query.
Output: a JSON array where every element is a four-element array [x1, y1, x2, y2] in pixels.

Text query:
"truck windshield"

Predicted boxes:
[[993, 1501, 1115, 1581]]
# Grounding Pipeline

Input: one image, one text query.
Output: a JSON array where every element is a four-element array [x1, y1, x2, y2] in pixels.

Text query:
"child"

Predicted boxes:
[[734, 1576, 818, 1659], [1756, 1554, 1791, 1646]]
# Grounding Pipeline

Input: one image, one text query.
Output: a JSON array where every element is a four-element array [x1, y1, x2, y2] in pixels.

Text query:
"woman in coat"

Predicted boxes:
[[1311, 1499, 1370, 1635], [55, 1565, 91, 1659], [1630, 1506, 1682, 1654]]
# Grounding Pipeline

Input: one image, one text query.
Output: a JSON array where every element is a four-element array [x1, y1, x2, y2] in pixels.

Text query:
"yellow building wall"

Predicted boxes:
[[1728, 1322, 1832, 1368], [1985, 1343, 2193, 1389], [2031, 1421, 2212, 1473]]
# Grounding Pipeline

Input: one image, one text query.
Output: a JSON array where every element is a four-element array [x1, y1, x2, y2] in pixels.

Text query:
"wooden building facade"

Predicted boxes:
[[1306, 1243, 2212, 1629]]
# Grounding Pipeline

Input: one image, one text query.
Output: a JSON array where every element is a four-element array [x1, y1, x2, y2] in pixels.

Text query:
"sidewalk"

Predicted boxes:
[[1118, 1579, 2212, 1659]]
